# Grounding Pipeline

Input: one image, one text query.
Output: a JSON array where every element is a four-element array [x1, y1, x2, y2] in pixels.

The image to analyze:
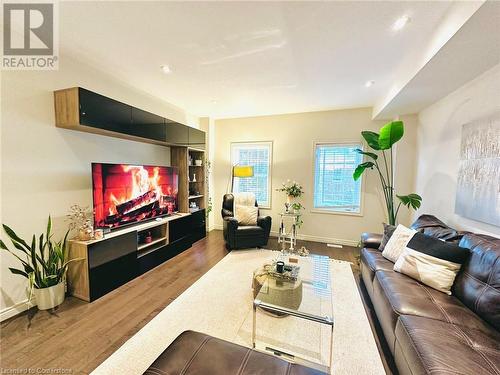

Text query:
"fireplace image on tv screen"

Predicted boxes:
[[92, 163, 179, 229]]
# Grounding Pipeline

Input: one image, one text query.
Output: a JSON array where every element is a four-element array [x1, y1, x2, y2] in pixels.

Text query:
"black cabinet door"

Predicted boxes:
[[188, 127, 206, 149], [88, 231, 138, 301], [79, 88, 132, 133], [169, 215, 193, 242], [90, 253, 138, 301], [131, 107, 166, 142], [191, 209, 206, 243], [191, 209, 206, 228], [166, 121, 189, 145]]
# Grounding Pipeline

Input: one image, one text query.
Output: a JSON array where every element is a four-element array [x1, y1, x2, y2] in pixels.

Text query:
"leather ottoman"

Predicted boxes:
[[143, 330, 325, 375]]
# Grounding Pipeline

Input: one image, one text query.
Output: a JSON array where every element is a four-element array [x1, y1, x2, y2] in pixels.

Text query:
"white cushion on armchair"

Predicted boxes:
[[233, 192, 258, 225]]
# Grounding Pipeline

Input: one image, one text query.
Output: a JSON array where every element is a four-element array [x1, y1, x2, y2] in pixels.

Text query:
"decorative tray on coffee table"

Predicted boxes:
[[262, 261, 300, 281]]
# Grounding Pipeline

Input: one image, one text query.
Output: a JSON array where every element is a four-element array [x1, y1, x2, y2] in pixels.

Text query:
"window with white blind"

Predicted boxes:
[[313, 142, 363, 213], [231, 142, 273, 208]]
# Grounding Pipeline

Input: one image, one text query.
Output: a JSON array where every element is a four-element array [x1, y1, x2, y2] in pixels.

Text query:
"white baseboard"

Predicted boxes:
[[0, 298, 34, 322], [213, 224, 358, 247], [269, 231, 359, 247]]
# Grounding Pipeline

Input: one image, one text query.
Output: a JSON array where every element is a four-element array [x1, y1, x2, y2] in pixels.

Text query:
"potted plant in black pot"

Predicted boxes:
[[0, 216, 79, 310]]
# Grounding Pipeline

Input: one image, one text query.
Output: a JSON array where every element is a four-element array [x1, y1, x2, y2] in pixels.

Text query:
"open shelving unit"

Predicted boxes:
[[171, 146, 206, 214], [187, 148, 206, 213], [137, 221, 168, 256]]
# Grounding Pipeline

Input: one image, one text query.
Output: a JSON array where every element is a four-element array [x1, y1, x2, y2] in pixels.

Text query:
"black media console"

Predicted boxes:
[[67, 209, 206, 302]]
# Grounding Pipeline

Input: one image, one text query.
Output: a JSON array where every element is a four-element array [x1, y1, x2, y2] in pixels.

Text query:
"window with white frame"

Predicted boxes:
[[231, 141, 272, 208], [313, 142, 363, 213]]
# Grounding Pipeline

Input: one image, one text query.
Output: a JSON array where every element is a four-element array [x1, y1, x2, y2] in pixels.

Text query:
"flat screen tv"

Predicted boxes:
[[92, 163, 179, 230]]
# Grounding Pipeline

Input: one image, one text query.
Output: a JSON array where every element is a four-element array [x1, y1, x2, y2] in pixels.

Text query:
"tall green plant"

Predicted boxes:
[[353, 121, 422, 225], [0, 216, 79, 301]]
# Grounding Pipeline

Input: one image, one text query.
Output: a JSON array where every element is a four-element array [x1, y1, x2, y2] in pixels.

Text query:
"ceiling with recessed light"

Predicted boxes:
[[59, 1, 498, 119]]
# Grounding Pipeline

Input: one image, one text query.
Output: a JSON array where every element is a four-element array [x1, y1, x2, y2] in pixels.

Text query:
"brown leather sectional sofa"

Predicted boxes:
[[361, 217, 500, 375]]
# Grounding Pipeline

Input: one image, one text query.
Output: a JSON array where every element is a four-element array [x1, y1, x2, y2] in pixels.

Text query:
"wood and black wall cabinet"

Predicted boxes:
[[54, 87, 205, 148], [57, 87, 209, 302]]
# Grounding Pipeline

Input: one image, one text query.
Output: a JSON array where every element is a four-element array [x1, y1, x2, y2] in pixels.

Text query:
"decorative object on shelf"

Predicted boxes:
[[66, 204, 94, 240], [189, 187, 200, 196], [277, 180, 303, 214], [455, 114, 500, 227], [192, 173, 197, 182], [292, 202, 302, 214], [277, 180, 304, 199], [195, 159, 203, 166], [188, 155, 193, 166], [254, 261, 301, 283], [94, 229, 104, 240], [144, 231, 152, 244], [229, 164, 254, 192], [0, 216, 82, 310], [278, 212, 301, 252], [276, 261, 285, 273], [353, 120, 422, 225], [297, 246, 310, 257], [291, 202, 304, 228]]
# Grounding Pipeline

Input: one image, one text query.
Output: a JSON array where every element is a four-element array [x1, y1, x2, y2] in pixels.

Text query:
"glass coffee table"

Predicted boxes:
[[252, 254, 333, 372]]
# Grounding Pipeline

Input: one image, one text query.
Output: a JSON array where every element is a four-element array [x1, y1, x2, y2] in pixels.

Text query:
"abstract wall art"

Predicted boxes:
[[455, 113, 500, 227]]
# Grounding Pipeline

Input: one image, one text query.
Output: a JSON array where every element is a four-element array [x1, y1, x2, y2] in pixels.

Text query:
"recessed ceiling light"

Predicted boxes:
[[393, 15, 411, 31], [365, 80, 375, 88], [161, 65, 172, 74]]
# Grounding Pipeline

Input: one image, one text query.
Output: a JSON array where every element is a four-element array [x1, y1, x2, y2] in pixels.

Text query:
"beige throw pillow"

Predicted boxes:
[[381, 224, 416, 263], [394, 248, 461, 294], [393, 232, 469, 295], [234, 204, 258, 225]]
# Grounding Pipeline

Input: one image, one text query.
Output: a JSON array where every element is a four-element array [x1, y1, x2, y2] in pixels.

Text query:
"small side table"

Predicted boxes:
[[277, 212, 300, 252]]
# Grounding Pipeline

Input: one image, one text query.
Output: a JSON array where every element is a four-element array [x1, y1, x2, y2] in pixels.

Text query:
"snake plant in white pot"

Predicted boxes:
[[0, 216, 79, 310]]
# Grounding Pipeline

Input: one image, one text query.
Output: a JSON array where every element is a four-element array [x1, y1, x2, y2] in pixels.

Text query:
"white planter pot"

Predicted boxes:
[[34, 282, 65, 310]]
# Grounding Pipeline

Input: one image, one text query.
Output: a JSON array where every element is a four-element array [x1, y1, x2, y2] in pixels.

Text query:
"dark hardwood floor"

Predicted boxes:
[[0, 230, 392, 375]]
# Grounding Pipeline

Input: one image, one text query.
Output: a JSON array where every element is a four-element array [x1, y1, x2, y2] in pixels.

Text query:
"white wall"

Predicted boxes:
[[0, 54, 198, 319], [213, 108, 418, 245], [415, 63, 500, 236]]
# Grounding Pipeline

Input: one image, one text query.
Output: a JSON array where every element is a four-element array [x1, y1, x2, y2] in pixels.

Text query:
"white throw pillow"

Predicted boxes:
[[393, 232, 468, 295], [394, 248, 461, 295], [381, 224, 416, 263], [234, 205, 258, 225]]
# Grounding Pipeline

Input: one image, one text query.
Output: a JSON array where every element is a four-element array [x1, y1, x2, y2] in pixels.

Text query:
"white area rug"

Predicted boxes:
[[91, 250, 385, 375]]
